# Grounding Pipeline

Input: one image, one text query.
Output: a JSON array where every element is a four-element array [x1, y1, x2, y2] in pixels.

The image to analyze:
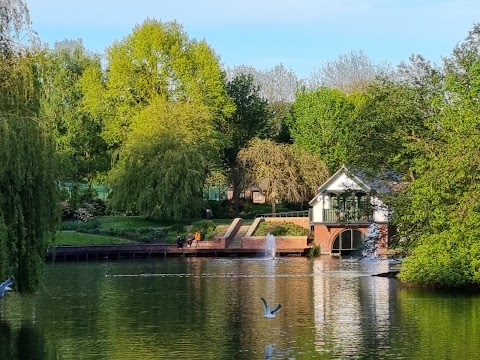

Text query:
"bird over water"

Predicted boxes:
[[261, 297, 281, 318], [0, 278, 14, 299]]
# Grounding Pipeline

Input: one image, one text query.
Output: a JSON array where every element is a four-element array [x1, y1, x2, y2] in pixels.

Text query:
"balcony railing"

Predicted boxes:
[[255, 210, 310, 219], [322, 209, 372, 224]]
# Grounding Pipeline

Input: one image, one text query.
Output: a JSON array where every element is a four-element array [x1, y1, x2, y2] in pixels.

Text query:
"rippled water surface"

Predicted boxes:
[[1, 257, 480, 359]]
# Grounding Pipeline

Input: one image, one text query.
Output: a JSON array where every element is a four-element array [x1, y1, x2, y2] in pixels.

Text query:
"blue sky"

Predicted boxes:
[[26, 0, 480, 78]]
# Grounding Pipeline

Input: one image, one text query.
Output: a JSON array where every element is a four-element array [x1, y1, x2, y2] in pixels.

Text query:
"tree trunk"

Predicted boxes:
[[271, 199, 277, 214]]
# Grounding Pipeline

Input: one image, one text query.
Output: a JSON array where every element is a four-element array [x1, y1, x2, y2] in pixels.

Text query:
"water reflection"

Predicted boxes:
[[0, 320, 49, 360], [313, 258, 396, 358], [1, 258, 480, 359]]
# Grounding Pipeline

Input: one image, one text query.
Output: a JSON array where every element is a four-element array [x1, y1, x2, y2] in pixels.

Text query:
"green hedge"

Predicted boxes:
[[253, 221, 310, 236]]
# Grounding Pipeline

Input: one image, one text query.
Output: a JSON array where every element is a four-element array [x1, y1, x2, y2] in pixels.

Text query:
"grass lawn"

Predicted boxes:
[[96, 215, 239, 229], [54, 231, 134, 246], [56, 216, 238, 246], [55, 208, 278, 247]]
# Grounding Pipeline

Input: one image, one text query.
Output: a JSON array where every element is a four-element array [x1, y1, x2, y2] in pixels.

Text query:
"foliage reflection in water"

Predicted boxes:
[[0, 257, 480, 359]]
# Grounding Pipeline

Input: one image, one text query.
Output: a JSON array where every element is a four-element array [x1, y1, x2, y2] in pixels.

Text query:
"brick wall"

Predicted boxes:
[[195, 238, 226, 249], [242, 236, 308, 250], [313, 224, 389, 254]]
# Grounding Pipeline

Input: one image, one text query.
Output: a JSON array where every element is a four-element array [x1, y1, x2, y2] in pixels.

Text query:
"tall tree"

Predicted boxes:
[[39, 40, 109, 184], [83, 19, 234, 149], [0, 0, 35, 54], [0, 0, 57, 292], [288, 87, 355, 172], [225, 64, 300, 142], [308, 50, 390, 94], [224, 74, 270, 215], [395, 24, 480, 287]]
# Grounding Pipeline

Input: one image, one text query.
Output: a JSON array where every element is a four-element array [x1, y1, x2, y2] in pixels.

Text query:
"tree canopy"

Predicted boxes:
[[109, 99, 221, 219], [0, 1, 58, 292], [84, 19, 234, 148], [288, 87, 355, 172], [238, 138, 329, 213], [39, 40, 109, 183], [223, 74, 271, 214]]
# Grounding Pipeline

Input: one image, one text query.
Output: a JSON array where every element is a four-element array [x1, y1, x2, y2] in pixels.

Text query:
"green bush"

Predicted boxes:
[[253, 221, 310, 236], [60, 220, 99, 231], [308, 244, 320, 257], [187, 220, 217, 240], [398, 230, 480, 288]]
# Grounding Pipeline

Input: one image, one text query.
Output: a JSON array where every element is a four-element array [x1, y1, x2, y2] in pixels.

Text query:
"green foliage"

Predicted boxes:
[[60, 220, 99, 231], [398, 229, 480, 288], [0, 87, 58, 292], [109, 100, 220, 219], [288, 87, 355, 171], [238, 138, 329, 213], [187, 220, 218, 240], [253, 221, 310, 236], [39, 40, 109, 183], [308, 244, 321, 257], [393, 25, 480, 288], [224, 73, 271, 215], [84, 18, 233, 148]]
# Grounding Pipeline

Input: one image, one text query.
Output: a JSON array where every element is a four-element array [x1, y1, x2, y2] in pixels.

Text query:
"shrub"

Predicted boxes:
[[73, 207, 95, 222], [83, 198, 108, 216], [308, 244, 320, 257], [61, 220, 99, 231], [253, 221, 310, 236], [61, 200, 74, 221], [398, 230, 480, 288], [187, 220, 217, 240]]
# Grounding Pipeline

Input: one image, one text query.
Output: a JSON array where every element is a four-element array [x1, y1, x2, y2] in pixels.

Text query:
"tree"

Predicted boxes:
[[224, 74, 270, 215], [238, 138, 329, 213], [225, 64, 300, 142], [83, 19, 234, 149], [394, 24, 480, 287], [0, 0, 36, 55], [109, 99, 221, 219], [308, 50, 390, 94], [0, 1, 58, 291], [288, 87, 355, 172], [347, 77, 437, 180], [39, 40, 109, 184]]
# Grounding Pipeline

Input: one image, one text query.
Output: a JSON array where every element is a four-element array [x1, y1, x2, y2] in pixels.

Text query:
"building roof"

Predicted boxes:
[[309, 165, 400, 205]]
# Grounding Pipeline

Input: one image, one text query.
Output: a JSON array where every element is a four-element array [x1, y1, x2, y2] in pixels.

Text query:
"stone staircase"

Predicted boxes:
[[228, 225, 250, 249]]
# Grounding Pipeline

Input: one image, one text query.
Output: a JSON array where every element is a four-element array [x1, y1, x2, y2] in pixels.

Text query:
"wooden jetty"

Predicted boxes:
[[45, 244, 309, 262]]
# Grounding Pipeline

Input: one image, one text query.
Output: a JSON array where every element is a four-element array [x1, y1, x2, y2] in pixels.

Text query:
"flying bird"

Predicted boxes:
[[0, 278, 14, 299], [261, 297, 281, 318]]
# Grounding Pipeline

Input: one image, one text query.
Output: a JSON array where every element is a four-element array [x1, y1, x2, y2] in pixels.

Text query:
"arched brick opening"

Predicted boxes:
[[330, 228, 365, 255]]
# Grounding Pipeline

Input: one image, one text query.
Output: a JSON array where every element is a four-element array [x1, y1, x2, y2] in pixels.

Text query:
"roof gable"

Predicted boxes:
[[319, 165, 371, 193], [309, 165, 371, 205]]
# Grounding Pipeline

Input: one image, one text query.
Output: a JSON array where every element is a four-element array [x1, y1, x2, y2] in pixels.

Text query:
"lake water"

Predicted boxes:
[[1, 256, 480, 359]]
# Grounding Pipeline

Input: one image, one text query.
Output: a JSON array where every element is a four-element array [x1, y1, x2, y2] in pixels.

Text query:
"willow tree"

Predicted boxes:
[[238, 138, 329, 213], [0, 0, 58, 291], [109, 100, 222, 219]]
